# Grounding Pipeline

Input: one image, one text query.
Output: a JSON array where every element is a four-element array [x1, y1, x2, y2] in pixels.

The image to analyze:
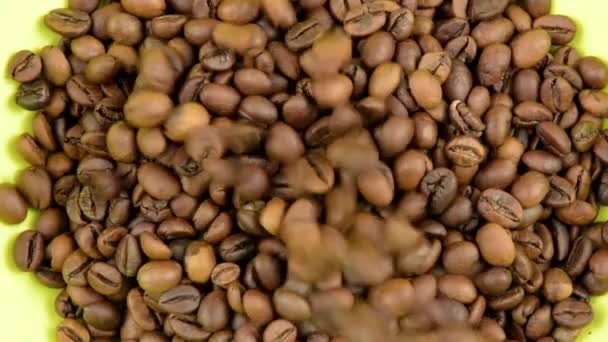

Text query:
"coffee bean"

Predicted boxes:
[[511, 29, 551, 69], [136, 260, 183, 296], [263, 319, 297, 342], [477, 43, 511, 88], [61, 250, 92, 287], [16, 79, 52, 111], [566, 237, 594, 278], [553, 299, 593, 329], [420, 168, 458, 215], [410, 69, 442, 110], [533, 15, 577, 45], [184, 241, 216, 283], [511, 171, 550, 208], [438, 274, 478, 304], [476, 223, 516, 266], [198, 288, 230, 332], [87, 262, 124, 296], [9, 50, 43, 83], [244, 289, 274, 326], [158, 285, 201, 314], [57, 318, 91, 342], [13, 230, 44, 272], [45, 8, 92, 38], [116, 234, 143, 277], [478, 189, 523, 229]]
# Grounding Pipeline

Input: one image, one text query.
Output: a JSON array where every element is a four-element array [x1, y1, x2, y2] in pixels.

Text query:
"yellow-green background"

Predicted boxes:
[[0, 0, 607, 340]]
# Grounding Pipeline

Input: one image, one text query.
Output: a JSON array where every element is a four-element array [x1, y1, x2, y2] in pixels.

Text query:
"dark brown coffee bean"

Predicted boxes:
[[420, 168, 458, 215], [16, 79, 52, 111], [566, 237, 594, 278]]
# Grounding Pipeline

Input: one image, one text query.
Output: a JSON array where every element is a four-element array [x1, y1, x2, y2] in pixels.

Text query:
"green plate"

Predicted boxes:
[[1, 1, 608, 341]]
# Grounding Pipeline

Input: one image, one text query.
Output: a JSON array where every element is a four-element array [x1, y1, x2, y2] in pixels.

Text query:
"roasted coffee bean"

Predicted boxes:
[[476, 223, 516, 267], [450, 100, 485, 137], [45, 8, 91, 38], [553, 299, 593, 329], [488, 286, 525, 311], [477, 43, 511, 88], [57, 318, 91, 342], [534, 15, 577, 45], [13, 230, 45, 272], [16, 79, 52, 111], [184, 240, 216, 283], [115, 234, 143, 277], [9, 50, 43, 83], [158, 285, 201, 314], [0, 184, 28, 225], [446, 136, 487, 167], [566, 237, 594, 278], [512, 29, 551, 69], [525, 305, 554, 340], [420, 168, 458, 215], [478, 189, 523, 229], [17, 167, 52, 210]]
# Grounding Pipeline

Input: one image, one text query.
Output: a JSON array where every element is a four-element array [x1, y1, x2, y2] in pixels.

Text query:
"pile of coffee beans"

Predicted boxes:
[[6, 0, 608, 340]]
